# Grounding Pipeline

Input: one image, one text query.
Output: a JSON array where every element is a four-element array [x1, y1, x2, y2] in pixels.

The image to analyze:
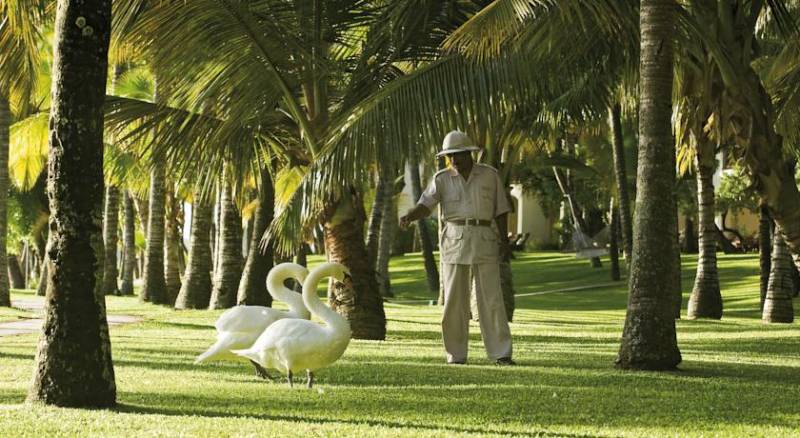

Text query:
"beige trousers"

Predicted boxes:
[[441, 263, 512, 363]]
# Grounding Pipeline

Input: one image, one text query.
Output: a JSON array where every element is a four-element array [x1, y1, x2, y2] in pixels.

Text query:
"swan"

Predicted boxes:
[[195, 262, 311, 379], [233, 262, 352, 388]]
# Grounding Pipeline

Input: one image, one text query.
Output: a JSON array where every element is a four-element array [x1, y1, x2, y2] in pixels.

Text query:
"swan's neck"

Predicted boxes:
[[303, 269, 349, 331], [267, 267, 310, 319]]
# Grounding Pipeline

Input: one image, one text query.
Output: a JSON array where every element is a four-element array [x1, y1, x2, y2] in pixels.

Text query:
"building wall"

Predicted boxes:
[[509, 184, 556, 248]]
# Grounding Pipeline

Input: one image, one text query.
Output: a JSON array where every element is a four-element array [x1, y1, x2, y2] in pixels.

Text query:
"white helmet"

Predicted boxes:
[[436, 130, 480, 157]]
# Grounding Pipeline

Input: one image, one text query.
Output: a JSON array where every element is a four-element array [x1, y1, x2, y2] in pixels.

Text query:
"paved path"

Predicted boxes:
[[0, 297, 141, 337]]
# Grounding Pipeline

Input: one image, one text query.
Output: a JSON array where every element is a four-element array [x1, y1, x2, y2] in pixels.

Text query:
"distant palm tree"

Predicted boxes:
[[28, 0, 116, 407], [763, 225, 795, 323], [174, 185, 213, 309], [119, 190, 136, 295], [209, 170, 242, 310], [237, 166, 275, 306], [101, 185, 121, 295]]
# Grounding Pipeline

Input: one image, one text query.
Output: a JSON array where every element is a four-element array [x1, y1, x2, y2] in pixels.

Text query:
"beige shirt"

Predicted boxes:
[[418, 163, 510, 264]]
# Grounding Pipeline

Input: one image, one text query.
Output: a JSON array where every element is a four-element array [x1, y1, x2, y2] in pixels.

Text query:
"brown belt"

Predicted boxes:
[[447, 218, 492, 227]]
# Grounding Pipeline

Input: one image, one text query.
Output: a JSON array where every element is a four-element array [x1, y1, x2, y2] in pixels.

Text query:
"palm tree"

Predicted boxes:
[[237, 166, 275, 306], [28, 0, 116, 407], [375, 168, 396, 298], [163, 183, 182, 304], [365, 168, 387, 263], [407, 154, 439, 292], [140, 160, 167, 304], [609, 103, 633, 263], [119, 190, 136, 295], [759, 205, 773, 309], [763, 225, 794, 323], [101, 185, 121, 295], [209, 171, 242, 310], [174, 185, 213, 309], [0, 0, 44, 306], [616, 0, 682, 370]]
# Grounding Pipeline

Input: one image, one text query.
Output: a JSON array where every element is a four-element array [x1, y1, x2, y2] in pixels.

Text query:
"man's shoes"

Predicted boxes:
[[447, 360, 466, 365], [495, 357, 516, 366]]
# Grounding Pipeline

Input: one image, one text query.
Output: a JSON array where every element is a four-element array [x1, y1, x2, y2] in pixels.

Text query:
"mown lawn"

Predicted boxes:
[[1, 251, 799, 437]]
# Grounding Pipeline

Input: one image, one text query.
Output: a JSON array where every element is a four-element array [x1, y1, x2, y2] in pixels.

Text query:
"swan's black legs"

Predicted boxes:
[[287, 370, 294, 387], [306, 370, 314, 388], [250, 360, 273, 381]]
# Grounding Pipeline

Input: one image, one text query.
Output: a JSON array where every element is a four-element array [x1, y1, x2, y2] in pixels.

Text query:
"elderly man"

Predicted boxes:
[[400, 131, 514, 366]]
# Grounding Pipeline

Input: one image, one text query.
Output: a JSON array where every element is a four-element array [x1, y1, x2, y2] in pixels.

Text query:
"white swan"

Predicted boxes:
[[233, 262, 352, 388], [195, 263, 311, 378]]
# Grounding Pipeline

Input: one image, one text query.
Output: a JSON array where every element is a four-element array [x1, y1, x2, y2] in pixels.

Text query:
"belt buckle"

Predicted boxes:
[[465, 218, 476, 226]]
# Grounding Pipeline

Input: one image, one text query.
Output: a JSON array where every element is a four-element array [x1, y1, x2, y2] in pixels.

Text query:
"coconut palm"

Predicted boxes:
[[174, 185, 214, 309], [616, 0, 682, 370], [608, 103, 633, 262], [763, 225, 795, 323], [119, 190, 136, 295], [237, 165, 275, 306], [28, 0, 116, 407], [209, 169, 243, 310], [101, 185, 121, 295]]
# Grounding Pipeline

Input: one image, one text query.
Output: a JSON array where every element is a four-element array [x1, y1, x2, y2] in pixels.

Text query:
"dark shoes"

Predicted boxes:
[[447, 360, 466, 365], [495, 357, 516, 366]]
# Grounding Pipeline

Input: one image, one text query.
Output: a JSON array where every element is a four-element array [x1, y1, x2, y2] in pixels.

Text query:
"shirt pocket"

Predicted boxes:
[[476, 227, 500, 262], [441, 225, 464, 262]]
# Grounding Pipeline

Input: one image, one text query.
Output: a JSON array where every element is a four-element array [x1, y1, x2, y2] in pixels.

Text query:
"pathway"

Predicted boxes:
[[0, 297, 141, 337]]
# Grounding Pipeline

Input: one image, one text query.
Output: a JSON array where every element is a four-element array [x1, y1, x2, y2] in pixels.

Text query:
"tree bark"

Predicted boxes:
[[209, 175, 243, 310], [365, 172, 387, 263], [119, 191, 136, 295], [133, 195, 148, 237], [763, 226, 794, 323], [141, 162, 168, 304], [237, 167, 275, 306], [687, 149, 722, 319], [609, 103, 633, 263], [407, 159, 440, 292], [616, 0, 681, 370], [28, 0, 116, 406], [8, 254, 25, 288], [324, 187, 386, 340], [759, 205, 773, 310], [609, 198, 621, 281], [101, 185, 120, 295], [164, 184, 182, 305], [0, 96, 9, 304], [681, 216, 698, 254], [175, 188, 213, 310], [376, 174, 396, 298]]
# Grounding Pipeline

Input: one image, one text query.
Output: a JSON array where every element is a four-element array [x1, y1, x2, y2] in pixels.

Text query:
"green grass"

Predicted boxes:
[[1, 252, 799, 437]]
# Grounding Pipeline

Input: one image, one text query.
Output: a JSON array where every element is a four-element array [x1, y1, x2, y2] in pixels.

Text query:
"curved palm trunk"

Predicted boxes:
[[119, 191, 136, 295], [133, 195, 149, 236], [759, 205, 772, 309], [407, 159, 439, 292], [141, 163, 168, 304], [609, 103, 633, 263], [0, 95, 9, 305], [324, 188, 386, 340], [28, 0, 116, 406], [164, 185, 182, 305], [617, 0, 681, 370], [376, 177, 395, 298], [101, 185, 120, 295], [209, 177, 243, 310], [763, 226, 794, 323], [175, 190, 213, 309], [687, 151, 722, 319], [237, 168, 275, 306]]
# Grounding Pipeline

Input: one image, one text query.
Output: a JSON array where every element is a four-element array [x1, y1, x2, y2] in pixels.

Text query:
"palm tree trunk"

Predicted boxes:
[[616, 0, 681, 370], [133, 195, 148, 236], [237, 167, 275, 306], [101, 185, 120, 295], [324, 187, 386, 340], [209, 176, 243, 310], [141, 162, 168, 304], [609, 103, 633, 263], [28, 0, 116, 406], [0, 95, 9, 305], [609, 197, 621, 281], [175, 188, 214, 309], [376, 177, 395, 298], [164, 185, 182, 305], [687, 151, 722, 319], [407, 158, 439, 292], [120, 191, 136, 295], [7, 254, 25, 288], [763, 226, 794, 323], [759, 205, 772, 310], [365, 172, 387, 263]]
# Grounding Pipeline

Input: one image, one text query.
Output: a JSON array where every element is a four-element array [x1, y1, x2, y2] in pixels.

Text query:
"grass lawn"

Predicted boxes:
[[1, 251, 799, 437]]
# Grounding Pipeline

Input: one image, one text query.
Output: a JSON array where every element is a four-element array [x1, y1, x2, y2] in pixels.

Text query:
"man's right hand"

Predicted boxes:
[[399, 215, 412, 230]]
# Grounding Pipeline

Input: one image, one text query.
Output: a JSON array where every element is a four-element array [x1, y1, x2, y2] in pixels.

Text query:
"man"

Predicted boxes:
[[400, 131, 514, 366]]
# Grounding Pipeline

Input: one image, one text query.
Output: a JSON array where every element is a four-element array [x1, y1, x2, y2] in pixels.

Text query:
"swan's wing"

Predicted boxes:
[[214, 306, 285, 333]]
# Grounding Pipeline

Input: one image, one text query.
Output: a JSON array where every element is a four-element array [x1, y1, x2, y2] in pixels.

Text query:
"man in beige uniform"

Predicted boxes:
[[400, 131, 514, 365]]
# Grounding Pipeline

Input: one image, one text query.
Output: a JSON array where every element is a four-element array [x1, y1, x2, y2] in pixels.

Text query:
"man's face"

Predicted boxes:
[[448, 151, 473, 173]]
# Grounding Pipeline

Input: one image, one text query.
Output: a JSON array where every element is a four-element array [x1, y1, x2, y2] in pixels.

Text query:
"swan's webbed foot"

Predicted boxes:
[[287, 370, 294, 388], [250, 360, 274, 382], [306, 370, 314, 389]]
